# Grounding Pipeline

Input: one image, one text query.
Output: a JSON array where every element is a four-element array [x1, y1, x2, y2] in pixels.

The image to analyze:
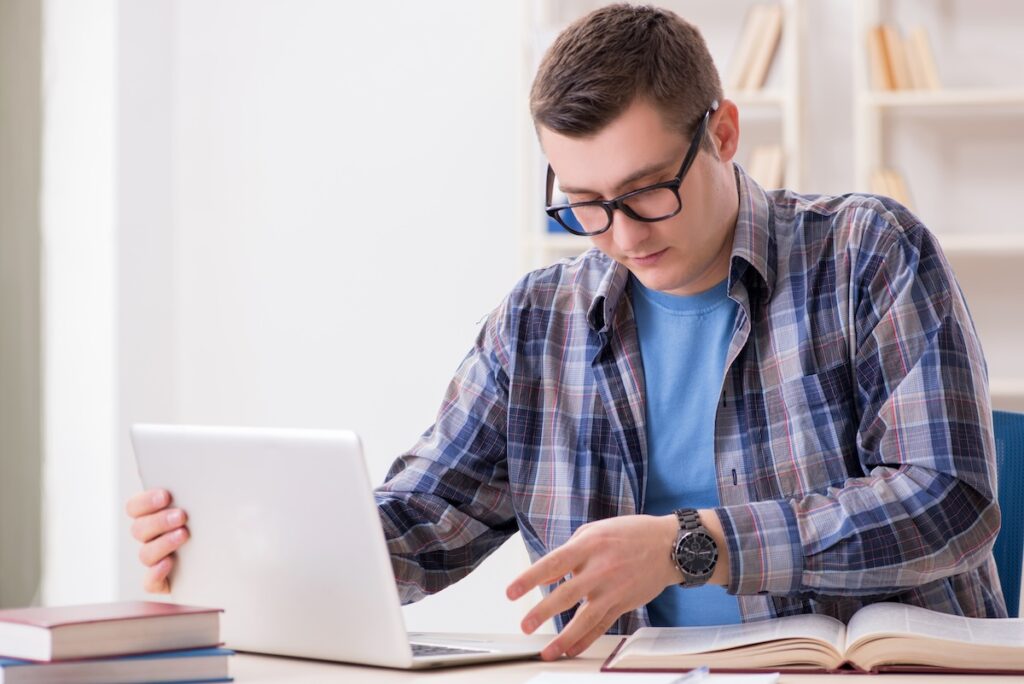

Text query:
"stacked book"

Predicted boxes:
[[0, 601, 230, 683], [867, 23, 941, 91], [727, 3, 784, 92]]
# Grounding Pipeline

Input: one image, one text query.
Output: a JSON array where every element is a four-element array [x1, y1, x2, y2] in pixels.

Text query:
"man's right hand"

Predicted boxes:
[[126, 489, 190, 594]]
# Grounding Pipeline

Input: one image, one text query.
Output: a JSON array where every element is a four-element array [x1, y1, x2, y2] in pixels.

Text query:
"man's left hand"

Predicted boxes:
[[505, 514, 682, 660]]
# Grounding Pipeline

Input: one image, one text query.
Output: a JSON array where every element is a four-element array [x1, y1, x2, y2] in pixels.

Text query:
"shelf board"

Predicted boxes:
[[864, 87, 1024, 112], [727, 89, 787, 108], [937, 233, 1024, 256], [992, 381, 1024, 412], [993, 380, 1024, 397]]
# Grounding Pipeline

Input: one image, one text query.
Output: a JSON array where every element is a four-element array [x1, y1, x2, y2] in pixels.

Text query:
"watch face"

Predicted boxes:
[[677, 531, 718, 578]]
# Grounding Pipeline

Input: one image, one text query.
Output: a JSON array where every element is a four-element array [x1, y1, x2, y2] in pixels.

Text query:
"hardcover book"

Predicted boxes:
[[0, 647, 232, 684], [603, 602, 1024, 675], [0, 602, 222, 662]]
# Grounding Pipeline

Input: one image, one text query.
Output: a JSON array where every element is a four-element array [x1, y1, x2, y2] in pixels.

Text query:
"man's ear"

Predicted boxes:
[[708, 99, 740, 164]]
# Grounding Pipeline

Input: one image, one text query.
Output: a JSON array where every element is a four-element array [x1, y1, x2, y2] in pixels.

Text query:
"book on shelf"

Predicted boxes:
[[727, 3, 783, 92], [0, 647, 233, 684], [0, 601, 222, 662], [880, 24, 913, 90], [868, 23, 941, 91], [602, 602, 1024, 674], [747, 144, 785, 190], [867, 25, 893, 90], [907, 26, 941, 90], [726, 5, 767, 91], [870, 168, 914, 210]]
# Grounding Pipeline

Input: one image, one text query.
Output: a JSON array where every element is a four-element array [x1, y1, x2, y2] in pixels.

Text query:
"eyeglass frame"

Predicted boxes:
[[544, 100, 720, 237]]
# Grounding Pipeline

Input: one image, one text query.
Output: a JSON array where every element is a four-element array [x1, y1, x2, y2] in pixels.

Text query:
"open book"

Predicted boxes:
[[603, 603, 1024, 674]]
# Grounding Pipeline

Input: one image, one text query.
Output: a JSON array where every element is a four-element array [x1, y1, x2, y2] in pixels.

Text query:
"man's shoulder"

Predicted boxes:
[[505, 248, 616, 314], [768, 187, 936, 267]]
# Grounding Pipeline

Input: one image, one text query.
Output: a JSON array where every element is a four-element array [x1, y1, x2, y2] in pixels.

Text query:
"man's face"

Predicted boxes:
[[540, 99, 736, 297]]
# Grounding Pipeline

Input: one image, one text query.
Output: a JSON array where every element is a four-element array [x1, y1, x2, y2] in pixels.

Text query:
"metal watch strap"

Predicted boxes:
[[675, 507, 701, 533]]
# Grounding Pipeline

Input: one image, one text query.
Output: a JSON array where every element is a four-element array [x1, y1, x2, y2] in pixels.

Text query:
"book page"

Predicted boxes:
[[847, 602, 1024, 651], [621, 613, 846, 657]]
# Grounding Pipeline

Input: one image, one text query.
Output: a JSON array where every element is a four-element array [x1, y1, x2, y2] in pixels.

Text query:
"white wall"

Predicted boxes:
[[117, 0, 536, 633], [40, 0, 118, 605]]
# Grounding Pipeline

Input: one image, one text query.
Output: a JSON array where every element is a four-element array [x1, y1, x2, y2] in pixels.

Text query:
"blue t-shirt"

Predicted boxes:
[[629, 275, 742, 627]]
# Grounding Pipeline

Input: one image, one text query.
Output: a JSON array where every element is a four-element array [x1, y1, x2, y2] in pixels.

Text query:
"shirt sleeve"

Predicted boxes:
[[717, 211, 1000, 599], [374, 298, 517, 604]]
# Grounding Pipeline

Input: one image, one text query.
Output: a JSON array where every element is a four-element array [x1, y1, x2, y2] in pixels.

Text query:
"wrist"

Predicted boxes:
[[697, 509, 730, 586], [657, 514, 684, 587]]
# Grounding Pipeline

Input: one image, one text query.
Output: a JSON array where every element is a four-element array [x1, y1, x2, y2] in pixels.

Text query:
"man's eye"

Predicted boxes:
[[566, 194, 598, 204]]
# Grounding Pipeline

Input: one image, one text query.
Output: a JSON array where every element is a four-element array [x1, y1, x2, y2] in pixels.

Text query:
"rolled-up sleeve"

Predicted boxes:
[[375, 299, 518, 604], [718, 216, 1000, 599]]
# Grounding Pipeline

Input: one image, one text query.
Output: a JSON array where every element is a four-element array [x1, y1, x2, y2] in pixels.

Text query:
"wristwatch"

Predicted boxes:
[[670, 508, 718, 587]]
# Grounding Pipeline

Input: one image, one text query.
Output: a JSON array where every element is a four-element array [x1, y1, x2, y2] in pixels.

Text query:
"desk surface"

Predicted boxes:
[[231, 634, 1024, 682]]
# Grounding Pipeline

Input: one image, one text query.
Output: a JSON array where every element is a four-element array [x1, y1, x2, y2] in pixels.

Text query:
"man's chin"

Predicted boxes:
[[630, 272, 680, 294]]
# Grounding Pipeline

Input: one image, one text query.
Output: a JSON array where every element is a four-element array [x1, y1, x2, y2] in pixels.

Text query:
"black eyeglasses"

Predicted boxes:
[[544, 100, 719, 237]]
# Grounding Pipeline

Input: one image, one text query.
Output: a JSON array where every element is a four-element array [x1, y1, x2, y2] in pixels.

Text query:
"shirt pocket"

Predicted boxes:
[[764, 361, 860, 499]]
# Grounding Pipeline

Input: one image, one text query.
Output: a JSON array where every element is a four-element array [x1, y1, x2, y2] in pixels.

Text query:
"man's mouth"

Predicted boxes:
[[630, 248, 668, 265]]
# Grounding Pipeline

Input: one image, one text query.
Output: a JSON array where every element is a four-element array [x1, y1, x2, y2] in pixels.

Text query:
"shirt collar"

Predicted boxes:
[[586, 162, 777, 334], [729, 162, 777, 301], [586, 256, 631, 334]]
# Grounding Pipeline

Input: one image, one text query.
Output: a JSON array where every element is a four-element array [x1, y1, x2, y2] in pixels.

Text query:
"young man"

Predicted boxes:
[[127, 4, 1005, 662]]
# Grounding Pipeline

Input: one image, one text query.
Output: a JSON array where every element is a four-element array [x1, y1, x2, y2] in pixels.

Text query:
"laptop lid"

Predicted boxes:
[[131, 424, 417, 668]]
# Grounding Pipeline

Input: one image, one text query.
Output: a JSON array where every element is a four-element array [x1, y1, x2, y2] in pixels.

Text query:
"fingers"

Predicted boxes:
[[131, 507, 188, 544], [138, 527, 190, 567], [540, 601, 615, 661], [128, 489, 184, 595], [520, 575, 589, 635], [507, 545, 580, 601], [565, 608, 615, 658], [125, 489, 171, 518], [142, 557, 174, 594]]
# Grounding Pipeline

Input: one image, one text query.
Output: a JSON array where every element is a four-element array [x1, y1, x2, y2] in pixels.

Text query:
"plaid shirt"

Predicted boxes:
[[376, 164, 1006, 633]]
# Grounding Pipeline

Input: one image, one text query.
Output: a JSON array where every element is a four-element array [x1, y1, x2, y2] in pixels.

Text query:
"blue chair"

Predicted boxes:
[[992, 410, 1024, 618]]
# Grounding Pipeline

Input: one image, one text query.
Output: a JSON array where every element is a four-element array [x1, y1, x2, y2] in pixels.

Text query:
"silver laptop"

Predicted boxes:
[[130, 423, 541, 669]]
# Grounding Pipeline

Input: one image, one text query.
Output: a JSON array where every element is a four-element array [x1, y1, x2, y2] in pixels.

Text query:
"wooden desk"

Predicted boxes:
[[231, 634, 1024, 682]]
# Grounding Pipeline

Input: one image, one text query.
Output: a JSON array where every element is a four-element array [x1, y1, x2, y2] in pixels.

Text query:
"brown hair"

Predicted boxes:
[[530, 4, 722, 150]]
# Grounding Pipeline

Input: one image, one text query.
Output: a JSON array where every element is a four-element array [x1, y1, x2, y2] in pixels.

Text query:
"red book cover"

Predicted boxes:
[[0, 601, 223, 662], [0, 602, 221, 629]]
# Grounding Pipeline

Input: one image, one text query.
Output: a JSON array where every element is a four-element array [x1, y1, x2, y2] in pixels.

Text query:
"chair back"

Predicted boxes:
[[993, 410, 1024, 618]]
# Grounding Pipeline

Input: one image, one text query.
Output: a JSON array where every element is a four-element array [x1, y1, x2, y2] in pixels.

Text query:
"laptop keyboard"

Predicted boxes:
[[411, 642, 490, 658]]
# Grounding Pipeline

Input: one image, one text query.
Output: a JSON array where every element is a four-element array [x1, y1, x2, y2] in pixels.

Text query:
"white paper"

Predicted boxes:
[[525, 673, 780, 684], [621, 613, 845, 657], [846, 602, 1024, 650]]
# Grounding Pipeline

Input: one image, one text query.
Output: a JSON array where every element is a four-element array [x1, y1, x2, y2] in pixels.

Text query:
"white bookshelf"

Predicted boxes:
[[853, 0, 1024, 412], [521, 0, 807, 270]]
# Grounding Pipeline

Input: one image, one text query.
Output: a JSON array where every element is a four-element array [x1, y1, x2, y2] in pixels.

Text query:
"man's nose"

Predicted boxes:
[[609, 209, 650, 254]]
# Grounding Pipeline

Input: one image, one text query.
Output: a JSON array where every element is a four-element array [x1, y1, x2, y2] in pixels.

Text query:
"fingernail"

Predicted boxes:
[[507, 584, 521, 599], [152, 491, 167, 507], [167, 510, 183, 526], [522, 618, 536, 633], [173, 528, 186, 541]]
